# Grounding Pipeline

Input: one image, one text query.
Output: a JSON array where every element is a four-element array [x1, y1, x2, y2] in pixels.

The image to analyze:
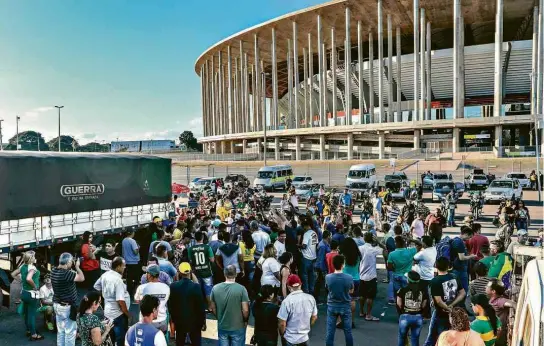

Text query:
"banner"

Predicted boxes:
[[0, 153, 172, 221]]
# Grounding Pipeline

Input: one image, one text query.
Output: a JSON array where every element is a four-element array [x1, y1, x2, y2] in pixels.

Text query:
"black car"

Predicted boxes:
[[224, 174, 250, 188]]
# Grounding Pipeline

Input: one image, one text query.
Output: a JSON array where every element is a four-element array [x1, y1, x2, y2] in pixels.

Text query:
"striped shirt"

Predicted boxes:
[[51, 268, 78, 304], [471, 316, 501, 346], [387, 207, 400, 225], [469, 277, 492, 297]]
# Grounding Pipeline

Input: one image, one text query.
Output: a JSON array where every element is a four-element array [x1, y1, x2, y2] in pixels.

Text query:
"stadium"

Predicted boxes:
[[195, 0, 543, 160]]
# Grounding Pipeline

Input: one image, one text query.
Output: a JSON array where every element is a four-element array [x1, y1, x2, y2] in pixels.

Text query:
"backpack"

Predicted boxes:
[[436, 236, 453, 262]]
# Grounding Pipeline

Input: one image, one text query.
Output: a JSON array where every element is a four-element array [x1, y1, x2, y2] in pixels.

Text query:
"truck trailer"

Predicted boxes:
[[0, 151, 172, 265]]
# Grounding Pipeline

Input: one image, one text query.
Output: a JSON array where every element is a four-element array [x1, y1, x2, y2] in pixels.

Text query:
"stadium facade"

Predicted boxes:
[[195, 0, 544, 159]]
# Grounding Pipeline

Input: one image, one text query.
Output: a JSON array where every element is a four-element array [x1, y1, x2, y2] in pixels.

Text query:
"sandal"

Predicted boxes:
[[30, 335, 44, 341], [365, 316, 380, 322]]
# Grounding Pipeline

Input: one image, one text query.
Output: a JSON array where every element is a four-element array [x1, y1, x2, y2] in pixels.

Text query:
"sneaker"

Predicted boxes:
[[47, 322, 54, 331]]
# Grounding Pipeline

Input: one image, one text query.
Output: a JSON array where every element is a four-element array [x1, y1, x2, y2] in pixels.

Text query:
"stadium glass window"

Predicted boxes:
[[464, 106, 482, 118]]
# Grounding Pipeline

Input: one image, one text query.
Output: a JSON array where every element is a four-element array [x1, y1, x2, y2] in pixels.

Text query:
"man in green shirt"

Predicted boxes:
[[387, 236, 417, 298], [210, 265, 250, 345], [187, 231, 215, 308]]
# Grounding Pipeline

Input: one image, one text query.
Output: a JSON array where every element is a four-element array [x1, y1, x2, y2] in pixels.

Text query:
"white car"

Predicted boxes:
[[188, 177, 204, 190], [504, 172, 531, 189], [291, 176, 314, 188], [484, 179, 523, 202], [465, 174, 489, 189], [295, 184, 320, 201]]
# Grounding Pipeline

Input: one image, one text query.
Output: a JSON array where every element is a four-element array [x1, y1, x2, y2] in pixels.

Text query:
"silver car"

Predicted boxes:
[[484, 179, 523, 202]]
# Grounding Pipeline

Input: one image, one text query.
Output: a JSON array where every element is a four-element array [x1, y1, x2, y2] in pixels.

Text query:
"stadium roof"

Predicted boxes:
[[195, 0, 536, 97]]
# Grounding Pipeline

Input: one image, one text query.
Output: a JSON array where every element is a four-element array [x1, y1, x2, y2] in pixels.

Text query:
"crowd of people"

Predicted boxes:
[[9, 180, 543, 346]]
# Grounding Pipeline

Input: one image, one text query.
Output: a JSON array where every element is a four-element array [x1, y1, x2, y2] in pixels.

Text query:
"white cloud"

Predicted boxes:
[[24, 106, 54, 119]]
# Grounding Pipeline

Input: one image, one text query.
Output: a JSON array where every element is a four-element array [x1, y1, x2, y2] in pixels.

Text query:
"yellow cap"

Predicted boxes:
[[178, 262, 191, 274]]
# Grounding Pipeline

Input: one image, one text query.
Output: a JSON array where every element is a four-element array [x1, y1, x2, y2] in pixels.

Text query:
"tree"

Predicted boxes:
[[78, 142, 111, 152], [6, 130, 50, 151], [47, 135, 79, 152], [179, 131, 202, 151]]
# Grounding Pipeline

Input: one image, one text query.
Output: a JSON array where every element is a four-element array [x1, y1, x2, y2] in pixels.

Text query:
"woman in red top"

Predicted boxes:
[[81, 231, 101, 288]]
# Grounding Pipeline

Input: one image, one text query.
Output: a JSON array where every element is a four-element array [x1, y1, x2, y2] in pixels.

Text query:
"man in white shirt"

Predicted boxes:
[[250, 221, 270, 261], [358, 232, 387, 321], [278, 275, 318, 345], [412, 236, 437, 289], [274, 230, 287, 257], [39, 276, 55, 331], [134, 264, 171, 334], [300, 219, 318, 294], [94, 257, 131, 346], [410, 213, 425, 240], [289, 190, 299, 209]]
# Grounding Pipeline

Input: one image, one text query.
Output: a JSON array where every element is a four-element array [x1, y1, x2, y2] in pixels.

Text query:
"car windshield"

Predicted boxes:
[[349, 182, 369, 189], [435, 182, 455, 190], [225, 175, 237, 181], [257, 171, 273, 179], [473, 175, 487, 180], [490, 181, 513, 189], [191, 178, 201, 183], [293, 177, 306, 182], [298, 184, 312, 190], [348, 170, 368, 178], [196, 179, 211, 185], [395, 173, 407, 179], [385, 175, 401, 181], [508, 173, 527, 179], [434, 174, 449, 180]]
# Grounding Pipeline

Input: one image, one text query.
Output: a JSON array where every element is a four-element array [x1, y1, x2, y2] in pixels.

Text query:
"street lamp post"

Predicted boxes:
[[0, 119, 4, 151], [16, 115, 20, 151], [55, 106, 64, 152], [530, 73, 542, 202]]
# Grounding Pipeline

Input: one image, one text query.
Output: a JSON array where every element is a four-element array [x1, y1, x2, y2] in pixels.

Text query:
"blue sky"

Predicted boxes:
[[0, 0, 323, 143]]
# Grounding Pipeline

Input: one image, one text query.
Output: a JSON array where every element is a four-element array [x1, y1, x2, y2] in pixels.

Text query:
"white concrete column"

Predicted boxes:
[[308, 33, 314, 127], [229, 141, 235, 154], [227, 46, 233, 134], [220, 141, 226, 154], [317, 15, 324, 127], [257, 138, 262, 158], [274, 137, 280, 160], [537, 2, 544, 115], [345, 6, 352, 125], [396, 27, 402, 122], [334, 151, 339, 160], [414, 0, 420, 120], [426, 21, 432, 120], [377, 0, 384, 123], [287, 40, 293, 128], [378, 131, 385, 159], [303, 47, 308, 127], [272, 28, 278, 131], [357, 21, 364, 123], [531, 6, 539, 116], [319, 134, 325, 160], [295, 136, 301, 161], [254, 35, 261, 130], [293, 21, 299, 129], [420, 8, 426, 122], [414, 130, 421, 149], [387, 14, 393, 123], [347, 133, 354, 160], [452, 128, 460, 153], [242, 139, 247, 154], [331, 27, 338, 125], [494, 125, 502, 157], [494, 0, 503, 117], [369, 32, 374, 123]]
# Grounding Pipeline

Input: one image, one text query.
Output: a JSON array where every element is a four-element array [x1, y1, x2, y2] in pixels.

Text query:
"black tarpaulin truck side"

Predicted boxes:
[[0, 152, 172, 221]]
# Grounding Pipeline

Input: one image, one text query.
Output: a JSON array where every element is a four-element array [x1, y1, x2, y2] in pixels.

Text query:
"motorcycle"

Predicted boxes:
[[469, 193, 484, 220]]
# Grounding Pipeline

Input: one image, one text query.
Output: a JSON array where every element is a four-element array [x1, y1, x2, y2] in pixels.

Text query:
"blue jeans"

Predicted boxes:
[[452, 269, 469, 297], [361, 212, 370, 225], [447, 209, 455, 226], [387, 270, 394, 302], [301, 257, 316, 294], [218, 328, 246, 346], [54, 303, 77, 346], [112, 314, 129, 346], [392, 274, 408, 298], [398, 314, 423, 346], [423, 310, 450, 346], [326, 305, 353, 346], [516, 220, 528, 231], [21, 290, 38, 335]]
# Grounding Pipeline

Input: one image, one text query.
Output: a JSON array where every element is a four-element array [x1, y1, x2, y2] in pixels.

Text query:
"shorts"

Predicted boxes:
[[350, 280, 360, 300], [359, 278, 378, 299], [198, 276, 214, 297]]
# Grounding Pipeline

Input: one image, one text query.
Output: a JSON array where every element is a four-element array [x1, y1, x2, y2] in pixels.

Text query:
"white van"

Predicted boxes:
[[253, 165, 294, 190], [346, 164, 377, 188]]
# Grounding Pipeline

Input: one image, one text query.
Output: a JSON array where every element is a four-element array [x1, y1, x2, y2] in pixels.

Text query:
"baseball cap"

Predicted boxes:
[[146, 264, 160, 276], [212, 219, 221, 227], [178, 262, 191, 274], [287, 274, 302, 287], [517, 229, 528, 236]]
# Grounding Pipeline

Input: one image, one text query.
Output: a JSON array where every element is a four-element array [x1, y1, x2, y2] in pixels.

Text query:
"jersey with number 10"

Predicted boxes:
[[188, 244, 214, 278]]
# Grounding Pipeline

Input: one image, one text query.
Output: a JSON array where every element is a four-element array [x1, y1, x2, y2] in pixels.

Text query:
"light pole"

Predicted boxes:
[[531, 73, 542, 201], [0, 119, 3, 151], [55, 106, 64, 152], [16, 115, 20, 150]]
